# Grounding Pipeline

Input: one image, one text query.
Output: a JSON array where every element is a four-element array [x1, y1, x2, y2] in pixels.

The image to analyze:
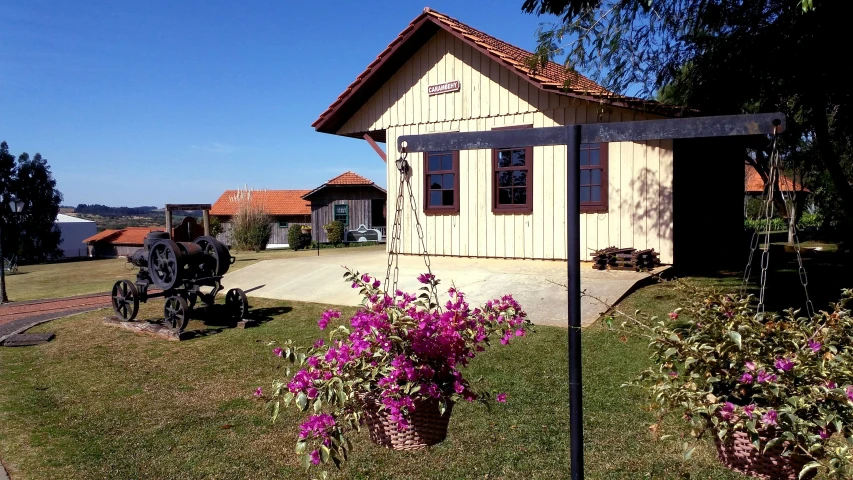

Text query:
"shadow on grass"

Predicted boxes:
[[179, 305, 293, 339], [673, 247, 853, 314]]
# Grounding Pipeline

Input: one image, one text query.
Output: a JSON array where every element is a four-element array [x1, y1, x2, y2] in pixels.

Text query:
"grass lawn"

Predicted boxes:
[[3, 245, 386, 302], [0, 281, 755, 480]]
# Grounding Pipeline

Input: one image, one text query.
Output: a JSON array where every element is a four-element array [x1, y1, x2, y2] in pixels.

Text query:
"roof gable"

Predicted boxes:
[[210, 190, 312, 216], [302, 171, 386, 199], [313, 8, 673, 136]]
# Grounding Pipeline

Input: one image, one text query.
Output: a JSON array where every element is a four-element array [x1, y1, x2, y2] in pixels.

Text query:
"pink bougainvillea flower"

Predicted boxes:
[[668, 312, 678, 320], [807, 339, 821, 353], [820, 428, 831, 440], [846, 386, 853, 402], [774, 357, 794, 372], [720, 402, 736, 421], [372, 280, 381, 288], [416, 273, 434, 284], [273, 347, 283, 357], [745, 361, 756, 371], [669, 371, 678, 378], [743, 404, 756, 419], [724, 310, 734, 318], [827, 381, 837, 389], [254, 387, 263, 397], [740, 372, 754, 384], [757, 370, 777, 383], [313, 338, 324, 349], [310, 450, 321, 465], [761, 409, 778, 426], [496, 393, 507, 403], [317, 309, 341, 330]]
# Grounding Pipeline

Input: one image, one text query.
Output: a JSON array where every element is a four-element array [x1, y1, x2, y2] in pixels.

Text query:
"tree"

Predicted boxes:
[[522, 1, 853, 244], [0, 142, 64, 263]]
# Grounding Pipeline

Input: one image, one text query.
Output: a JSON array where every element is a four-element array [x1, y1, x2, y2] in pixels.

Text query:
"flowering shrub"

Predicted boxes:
[[261, 269, 532, 473], [614, 283, 853, 479]]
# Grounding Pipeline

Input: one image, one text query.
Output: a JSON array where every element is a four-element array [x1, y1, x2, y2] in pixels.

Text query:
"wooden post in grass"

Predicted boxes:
[[398, 112, 785, 480]]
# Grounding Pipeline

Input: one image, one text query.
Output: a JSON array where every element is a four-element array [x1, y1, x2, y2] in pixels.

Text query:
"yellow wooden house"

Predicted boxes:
[[313, 8, 743, 266]]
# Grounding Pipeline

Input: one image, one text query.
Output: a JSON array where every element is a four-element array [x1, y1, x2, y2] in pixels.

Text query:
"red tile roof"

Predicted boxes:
[[83, 227, 163, 246], [210, 190, 312, 216], [313, 7, 677, 135], [302, 172, 386, 199], [745, 164, 808, 193], [327, 171, 375, 185]]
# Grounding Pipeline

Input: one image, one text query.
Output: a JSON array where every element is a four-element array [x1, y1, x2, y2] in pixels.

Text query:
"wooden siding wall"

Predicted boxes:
[[309, 187, 385, 243], [215, 215, 310, 246], [337, 29, 674, 263]]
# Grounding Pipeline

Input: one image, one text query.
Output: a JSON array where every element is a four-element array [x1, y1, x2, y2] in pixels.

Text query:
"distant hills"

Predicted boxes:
[[72, 204, 159, 216]]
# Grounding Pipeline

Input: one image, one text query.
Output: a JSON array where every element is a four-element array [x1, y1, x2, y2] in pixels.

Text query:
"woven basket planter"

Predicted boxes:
[[714, 428, 817, 480], [359, 393, 454, 451]]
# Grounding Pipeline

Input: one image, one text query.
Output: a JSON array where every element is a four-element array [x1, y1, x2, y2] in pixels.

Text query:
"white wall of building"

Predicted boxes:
[[55, 214, 97, 258]]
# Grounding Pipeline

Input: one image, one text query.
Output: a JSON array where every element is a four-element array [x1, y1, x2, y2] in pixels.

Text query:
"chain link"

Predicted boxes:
[[384, 153, 439, 307], [744, 126, 815, 318]]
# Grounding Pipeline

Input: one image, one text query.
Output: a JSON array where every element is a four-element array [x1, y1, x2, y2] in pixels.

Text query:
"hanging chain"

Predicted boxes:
[[384, 156, 407, 293], [775, 140, 816, 318], [384, 151, 439, 307], [744, 125, 815, 318]]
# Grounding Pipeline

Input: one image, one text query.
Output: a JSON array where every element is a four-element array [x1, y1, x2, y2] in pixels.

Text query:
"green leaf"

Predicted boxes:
[[301, 452, 311, 470], [683, 446, 695, 461], [763, 437, 782, 454], [295, 441, 307, 454], [272, 401, 280, 422], [728, 330, 742, 349], [296, 392, 308, 411], [664, 347, 678, 358], [283, 392, 294, 407], [313, 398, 323, 413], [320, 445, 330, 463], [799, 461, 821, 479]]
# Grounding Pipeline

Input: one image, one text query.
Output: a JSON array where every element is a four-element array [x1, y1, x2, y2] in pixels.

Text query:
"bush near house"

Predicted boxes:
[[324, 220, 345, 245], [230, 188, 272, 252]]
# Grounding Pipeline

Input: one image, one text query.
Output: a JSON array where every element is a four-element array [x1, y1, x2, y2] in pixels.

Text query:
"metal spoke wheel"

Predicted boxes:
[[194, 236, 231, 277], [111, 280, 139, 321], [225, 288, 249, 320], [163, 295, 190, 332], [149, 240, 183, 290]]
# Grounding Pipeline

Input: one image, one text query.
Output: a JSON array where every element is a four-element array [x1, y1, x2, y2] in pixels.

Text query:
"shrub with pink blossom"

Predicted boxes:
[[612, 283, 853, 479], [261, 268, 532, 473]]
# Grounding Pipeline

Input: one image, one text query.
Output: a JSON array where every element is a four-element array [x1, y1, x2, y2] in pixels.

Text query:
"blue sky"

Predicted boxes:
[[0, 1, 562, 207]]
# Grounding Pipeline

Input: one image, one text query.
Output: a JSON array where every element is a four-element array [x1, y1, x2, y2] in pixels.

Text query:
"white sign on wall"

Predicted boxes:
[[428, 80, 461, 95]]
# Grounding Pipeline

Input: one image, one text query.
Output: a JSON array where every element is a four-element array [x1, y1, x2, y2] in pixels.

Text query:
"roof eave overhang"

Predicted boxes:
[[312, 13, 688, 136]]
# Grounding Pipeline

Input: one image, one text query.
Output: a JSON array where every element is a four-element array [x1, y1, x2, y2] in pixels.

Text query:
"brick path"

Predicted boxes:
[[0, 293, 112, 342]]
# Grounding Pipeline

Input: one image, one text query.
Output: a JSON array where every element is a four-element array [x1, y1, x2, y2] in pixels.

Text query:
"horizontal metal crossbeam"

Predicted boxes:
[[397, 112, 785, 152]]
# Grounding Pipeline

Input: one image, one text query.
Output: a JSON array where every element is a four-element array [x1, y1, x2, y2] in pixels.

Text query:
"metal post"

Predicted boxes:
[[202, 210, 211, 236], [165, 210, 173, 238], [567, 124, 583, 480], [0, 222, 7, 303]]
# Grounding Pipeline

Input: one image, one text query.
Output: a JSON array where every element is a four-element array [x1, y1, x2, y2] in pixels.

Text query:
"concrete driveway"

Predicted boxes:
[[222, 249, 665, 327]]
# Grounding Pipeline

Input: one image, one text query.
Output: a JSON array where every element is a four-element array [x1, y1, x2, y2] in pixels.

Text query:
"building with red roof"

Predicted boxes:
[[310, 7, 752, 266], [210, 172, 386, 247]]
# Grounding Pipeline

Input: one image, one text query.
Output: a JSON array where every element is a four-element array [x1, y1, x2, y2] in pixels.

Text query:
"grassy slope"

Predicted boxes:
[[4, 245, 385, 302], [0, 286, 748, 479]]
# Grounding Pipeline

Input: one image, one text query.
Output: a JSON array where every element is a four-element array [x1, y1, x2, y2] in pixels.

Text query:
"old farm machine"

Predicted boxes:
[[110, 232, 249, 332]]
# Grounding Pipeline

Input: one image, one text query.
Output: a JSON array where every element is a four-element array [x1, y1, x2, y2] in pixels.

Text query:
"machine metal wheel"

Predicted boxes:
[[194, 236, 231, 277], [225, 288, 249, 320], [149, 240, 183, 290], [111, 280, 139, 321], [164, 295, 190, 331]]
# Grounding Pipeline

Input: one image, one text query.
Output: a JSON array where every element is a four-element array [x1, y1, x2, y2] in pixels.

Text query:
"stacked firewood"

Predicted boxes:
[[590, 247, 661, 271]]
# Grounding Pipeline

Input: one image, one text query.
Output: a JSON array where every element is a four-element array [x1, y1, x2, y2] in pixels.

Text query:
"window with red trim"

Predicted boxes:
[[424, 151, 459, 215], [580, 143, 608, 213], [492, 146, 533, 213]]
